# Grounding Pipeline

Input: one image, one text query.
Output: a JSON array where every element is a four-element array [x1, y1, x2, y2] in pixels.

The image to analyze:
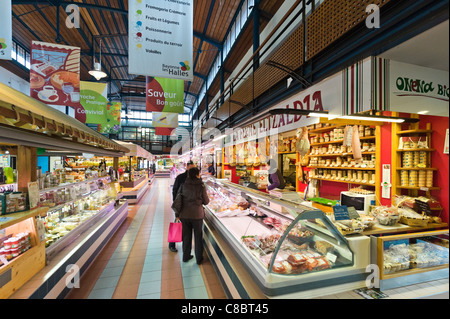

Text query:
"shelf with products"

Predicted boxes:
[[307, 122, 381, 205], [392, 119, 439, 195], [0, 207, 48, 298], [202, 178, 371, 298]]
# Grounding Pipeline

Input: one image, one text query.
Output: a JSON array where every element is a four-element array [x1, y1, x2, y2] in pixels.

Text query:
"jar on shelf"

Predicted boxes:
[[323, 133, 330, 143], [409, 171, 418, 187], [365, 126, 372, 137], [418, 170, 426, 187], [426, 170, 433, 187], [402, 151, 413, 168], [419, 151, 427, 167], [401, 170, 409, 186], [359, 125, 365, 137], [413, 152, 420, 167]]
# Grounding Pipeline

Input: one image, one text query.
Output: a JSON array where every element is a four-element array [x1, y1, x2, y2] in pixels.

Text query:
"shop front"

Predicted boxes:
[[200, 57, 449, 298]]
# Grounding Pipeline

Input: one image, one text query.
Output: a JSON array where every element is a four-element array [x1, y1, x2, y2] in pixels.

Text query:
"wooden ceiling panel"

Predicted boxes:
[[8, 0, 288, 116]]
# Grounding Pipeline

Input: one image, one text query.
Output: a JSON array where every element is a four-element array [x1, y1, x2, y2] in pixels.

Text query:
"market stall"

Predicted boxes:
[[0, 82, 129, 299], [114, 141, 152, 204], [202, 57, 449, 296]]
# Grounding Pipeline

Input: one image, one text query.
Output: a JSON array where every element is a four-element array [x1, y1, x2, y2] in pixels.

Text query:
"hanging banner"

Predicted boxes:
[[152, 112, 179, 128], [128, 0, 193, 81], [100, 101, 122, 134], [146, 76, 184, 113], [30, 41, 81, 109], [0, 0, 12, 60], [155, 127, 176, 136], [79, 81, 108, 124]]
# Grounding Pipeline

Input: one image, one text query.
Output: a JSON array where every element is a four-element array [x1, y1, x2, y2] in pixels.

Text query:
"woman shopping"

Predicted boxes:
[[172, 167, 210, 264]]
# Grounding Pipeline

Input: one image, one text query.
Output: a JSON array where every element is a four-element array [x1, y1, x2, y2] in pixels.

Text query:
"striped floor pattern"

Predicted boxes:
[[66, 178, 226, 299]]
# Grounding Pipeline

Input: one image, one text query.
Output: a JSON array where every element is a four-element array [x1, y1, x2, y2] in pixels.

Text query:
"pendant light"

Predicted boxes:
[[89, 39, 107, 80]]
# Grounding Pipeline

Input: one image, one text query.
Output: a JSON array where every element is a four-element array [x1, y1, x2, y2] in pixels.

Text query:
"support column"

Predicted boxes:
[[17, 146, 37, 192]]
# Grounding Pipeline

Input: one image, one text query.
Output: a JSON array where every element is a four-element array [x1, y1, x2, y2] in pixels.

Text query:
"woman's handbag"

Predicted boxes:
[[171, 185, 183, 215], [168, 221, 182, 243]]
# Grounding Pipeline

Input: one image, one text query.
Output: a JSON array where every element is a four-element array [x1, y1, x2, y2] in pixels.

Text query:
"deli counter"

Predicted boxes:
[[203, 178, 370, 299]]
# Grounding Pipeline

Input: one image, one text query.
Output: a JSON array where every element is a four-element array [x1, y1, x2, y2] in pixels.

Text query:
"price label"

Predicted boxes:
[[347, 206, 360, 219], [415, 199, 431, 214], [333, 205, 350, 221]]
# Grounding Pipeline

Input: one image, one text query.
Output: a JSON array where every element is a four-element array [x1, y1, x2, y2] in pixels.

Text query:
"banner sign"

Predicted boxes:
[[388, 60, 449, 116], [0, 0, 12, 60], [152, 112, 178, 128], [80, 81, 108, 124], [101, 101, 121, 134], [146, 77, 184, 113], [128, 0, 193, 81], [155, 127, 176, 136], [30, 41, 81, 108]]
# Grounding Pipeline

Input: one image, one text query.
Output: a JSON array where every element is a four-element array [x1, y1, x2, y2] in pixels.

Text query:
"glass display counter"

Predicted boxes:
[[203, 178, 370, 298]]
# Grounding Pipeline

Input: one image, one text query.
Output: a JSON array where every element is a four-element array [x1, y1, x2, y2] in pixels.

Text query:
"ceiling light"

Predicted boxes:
[[89, 62, 107, 80], [418, 110, 429, 115], [89, 39, 107, 80], [213, 134, 227, 142], [339, 114, 420, 123]]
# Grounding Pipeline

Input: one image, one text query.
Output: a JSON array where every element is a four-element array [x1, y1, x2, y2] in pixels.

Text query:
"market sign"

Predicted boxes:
[[128, 0, 193, 81], [30, 41, 81, 109], [229, 70, 344, 145], [80, 81, 108, 124], [0, 0, 12, 60], [146, 77, 184, 113], [376, 58, 449, 117]]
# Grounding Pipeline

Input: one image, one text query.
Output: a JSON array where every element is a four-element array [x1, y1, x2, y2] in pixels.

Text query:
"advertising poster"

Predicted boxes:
[[30, 41, 81, 108], [155, 127, 176, 136], [99, 101, 121, 134], [79, 81, 108, 123], [146, 76, 184, 113], [0, 0, 12, 60], [152, 112, 179, 128], [128, 0, 193, 81]]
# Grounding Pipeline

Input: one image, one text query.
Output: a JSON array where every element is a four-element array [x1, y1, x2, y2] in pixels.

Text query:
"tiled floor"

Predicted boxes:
[[66, 178, 226, 299], [316, 278, 449, 299], [65, 178, 448, 300]]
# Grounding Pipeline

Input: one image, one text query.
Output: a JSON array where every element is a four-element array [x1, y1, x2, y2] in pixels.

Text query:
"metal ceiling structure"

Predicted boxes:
[[2, 0, 285, 117]]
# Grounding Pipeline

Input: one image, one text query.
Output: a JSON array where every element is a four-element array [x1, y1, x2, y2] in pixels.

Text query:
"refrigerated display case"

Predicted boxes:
[[203, 178, 370, 298], [370, 229, 449, 290]]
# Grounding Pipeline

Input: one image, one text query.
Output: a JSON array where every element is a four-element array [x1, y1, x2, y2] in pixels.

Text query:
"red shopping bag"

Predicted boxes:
[[168, 222, 182, 243]]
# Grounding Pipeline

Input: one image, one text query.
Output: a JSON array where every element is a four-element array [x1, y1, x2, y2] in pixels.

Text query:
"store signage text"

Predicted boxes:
[[232, 91, 324, 143], [395, 77, 449, 99]]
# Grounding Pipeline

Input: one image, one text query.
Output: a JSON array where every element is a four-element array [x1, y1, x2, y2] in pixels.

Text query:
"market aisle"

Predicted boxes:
[[66, 178, 226, 299]]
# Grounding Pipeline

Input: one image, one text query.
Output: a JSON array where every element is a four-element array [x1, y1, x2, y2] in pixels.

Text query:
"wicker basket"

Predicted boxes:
[[400, 216, 429, 227]]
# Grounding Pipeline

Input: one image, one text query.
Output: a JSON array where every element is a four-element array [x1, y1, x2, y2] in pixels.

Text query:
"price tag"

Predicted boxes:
[[333, 205, 350, 221], [347, 206, 360, 219], [326, 252, 338, 263], [415, 199, 431, 214], [27, 181, 40, 209]]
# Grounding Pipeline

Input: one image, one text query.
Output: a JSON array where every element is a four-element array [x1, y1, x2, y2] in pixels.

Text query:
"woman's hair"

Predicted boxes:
[[187, 167, 200, 180]]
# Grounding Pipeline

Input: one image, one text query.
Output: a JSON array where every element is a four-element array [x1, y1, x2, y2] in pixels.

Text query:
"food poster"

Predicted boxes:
[[146, 77, 184, 113], [30, 41, 81, 109], [0, 0, 12, 60]]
